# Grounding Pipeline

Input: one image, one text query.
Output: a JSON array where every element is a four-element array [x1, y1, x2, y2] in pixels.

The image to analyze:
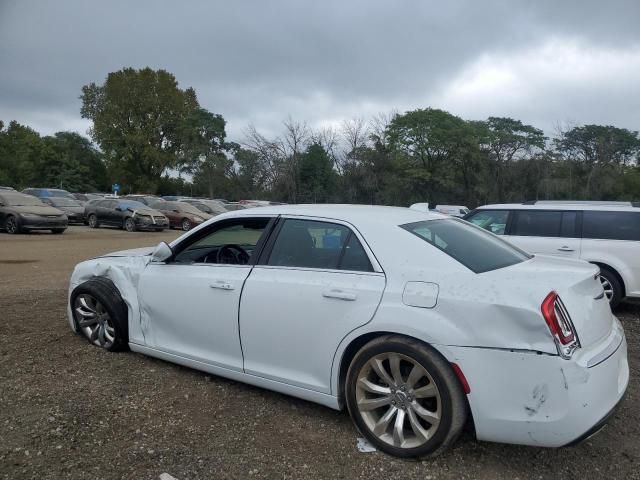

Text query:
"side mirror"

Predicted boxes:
[[151, 241, 173, 263]]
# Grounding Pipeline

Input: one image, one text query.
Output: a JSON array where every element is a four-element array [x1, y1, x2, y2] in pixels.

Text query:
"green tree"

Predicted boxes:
[[0, 121, 45, 188], [554, 125, 640, 198], [80, 67, 200, 192], [481, 117, 546, 202], [386, 108, 482, 205], [180, 107, 230, 198], [299, 143, 336, 202]]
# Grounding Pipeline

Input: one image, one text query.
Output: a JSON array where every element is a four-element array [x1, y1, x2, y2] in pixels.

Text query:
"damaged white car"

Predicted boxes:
[[67, 205, 629, 457]]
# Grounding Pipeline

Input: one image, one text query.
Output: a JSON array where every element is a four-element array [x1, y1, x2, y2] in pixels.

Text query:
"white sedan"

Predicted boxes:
[[67, 205, 628, 457]]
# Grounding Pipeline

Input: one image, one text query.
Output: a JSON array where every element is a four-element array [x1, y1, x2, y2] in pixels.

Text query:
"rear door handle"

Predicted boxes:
[[322, 289, 357, 301], [210, 280, 234, 291], [557, 246, 575, 252]]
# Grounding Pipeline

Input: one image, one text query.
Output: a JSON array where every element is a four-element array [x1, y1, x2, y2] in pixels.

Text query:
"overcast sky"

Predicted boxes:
[[1, 0, 639, 142]]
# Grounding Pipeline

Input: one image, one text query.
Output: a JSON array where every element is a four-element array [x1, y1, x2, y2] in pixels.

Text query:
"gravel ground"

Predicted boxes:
[[0, 226, 638, 480]]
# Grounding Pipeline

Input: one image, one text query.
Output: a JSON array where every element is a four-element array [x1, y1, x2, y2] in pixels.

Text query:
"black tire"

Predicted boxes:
[[345, 335, 467, 458], [599, 267, 623, 309], [181, 218, 191, 231], [51, 228, 66, 234], [70, 277, 129, 352], [5, 215, 20, 234], [88, 214, 99, 228], [124, 217, 136, 232]]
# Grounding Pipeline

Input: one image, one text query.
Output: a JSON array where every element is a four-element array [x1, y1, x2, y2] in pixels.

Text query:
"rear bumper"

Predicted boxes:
[[446, 316, 629, 447]]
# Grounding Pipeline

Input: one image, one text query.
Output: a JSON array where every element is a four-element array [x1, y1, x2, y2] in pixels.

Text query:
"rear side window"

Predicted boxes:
[[465, 210, 509, 235], [402, 219, 530, 273], [512, 210, 562, 237], [268, 219, 373, 272], [583, 211, 640, 241]]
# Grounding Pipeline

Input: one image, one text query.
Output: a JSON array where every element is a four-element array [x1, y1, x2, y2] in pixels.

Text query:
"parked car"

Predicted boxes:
[[180, 198, 227, 216], [0, 191, 67, 234], [149, 200, 212, 231], [40, 196, 85, 223], [0, 186, 16, 191], [435, 205, 470, 217], [22, 187, 76, 201], [85, 199, 169, 232], [409, 202, 432, 212], [464, 201, 640, 307], [67, 205, 627, 457]]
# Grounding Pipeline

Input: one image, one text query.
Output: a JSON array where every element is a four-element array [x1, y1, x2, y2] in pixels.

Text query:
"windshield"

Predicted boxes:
[[51, 197, 81, 207], [2, 194, 45, 207], [401, 218, 530, 273], [118, 200, 147, 210], [168, 202, 203, 215], [48, 190, 75, 199]]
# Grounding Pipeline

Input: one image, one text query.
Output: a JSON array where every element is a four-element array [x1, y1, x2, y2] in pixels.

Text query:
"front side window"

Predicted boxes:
[[267, 219, 373, 272], [402, 219, 530, 273], [583, 211, 640, 241], [173, 218, 270, 264], [465, 210, 509, 235]]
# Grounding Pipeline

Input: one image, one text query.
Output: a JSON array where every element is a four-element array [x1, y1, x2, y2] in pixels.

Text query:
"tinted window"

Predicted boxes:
[[560, 211, 577, 237], [465, 210, 509, 235], [512, 210, 562, 237], [583, 211, 640, 241], [402, 219, 530, 273], [268, 219, 373, 271]]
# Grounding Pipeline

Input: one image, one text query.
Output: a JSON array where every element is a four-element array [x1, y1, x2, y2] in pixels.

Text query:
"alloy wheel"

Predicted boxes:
[[355, 353, 441, 449], [6, 216, 17, 234], [599, 275, 614, 301], [124, 218, 135, 232], [182, 219, 191, 231], [88, 215, 98, 228], [73, 293, 116, 349]]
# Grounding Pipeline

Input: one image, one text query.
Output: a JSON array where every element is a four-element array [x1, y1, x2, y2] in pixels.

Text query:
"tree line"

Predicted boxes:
[[1, 67, 639, 206]]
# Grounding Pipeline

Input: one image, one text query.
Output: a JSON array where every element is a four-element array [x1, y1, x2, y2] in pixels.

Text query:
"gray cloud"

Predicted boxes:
[[1, 0, 639, 141]]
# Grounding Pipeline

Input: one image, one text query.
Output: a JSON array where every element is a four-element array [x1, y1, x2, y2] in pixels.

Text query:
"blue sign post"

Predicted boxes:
[[112, 183, 120, 196]]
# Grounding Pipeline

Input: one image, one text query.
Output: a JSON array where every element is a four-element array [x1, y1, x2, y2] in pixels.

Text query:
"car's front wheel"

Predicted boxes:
[[5, 215, 20, 234], [71, 278, 128, 351], [88, 214, 99, 228], [345, 335, 467, 458], [124, 217, 136, 232], [51, 228, 66, 234]]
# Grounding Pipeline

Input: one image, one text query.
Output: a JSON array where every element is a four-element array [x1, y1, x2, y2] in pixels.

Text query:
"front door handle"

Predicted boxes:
[[210, 280, 234, 291], [322, 289, 357, 301], [557, 246, 575, 252]]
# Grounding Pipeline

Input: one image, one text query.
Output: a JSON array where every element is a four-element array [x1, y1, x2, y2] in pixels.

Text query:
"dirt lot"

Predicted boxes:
[[0, 226, 638, 480]]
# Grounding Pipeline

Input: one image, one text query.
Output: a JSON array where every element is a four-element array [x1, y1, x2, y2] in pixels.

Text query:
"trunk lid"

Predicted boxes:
[[487, 255, 613, 348]]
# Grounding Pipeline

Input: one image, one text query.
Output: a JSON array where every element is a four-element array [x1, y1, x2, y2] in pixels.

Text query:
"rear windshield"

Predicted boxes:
[[401, 219, 530, 273]]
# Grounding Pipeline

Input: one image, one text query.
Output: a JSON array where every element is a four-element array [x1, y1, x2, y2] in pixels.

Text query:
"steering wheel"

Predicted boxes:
[[215, 244, 250, 265]]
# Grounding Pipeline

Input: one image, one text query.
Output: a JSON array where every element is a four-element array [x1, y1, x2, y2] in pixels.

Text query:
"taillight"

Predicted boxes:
[[541, 291, 580, 359]]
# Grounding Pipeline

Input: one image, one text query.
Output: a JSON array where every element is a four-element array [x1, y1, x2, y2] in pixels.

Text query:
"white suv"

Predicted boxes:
[[464, 201, 640, 307]]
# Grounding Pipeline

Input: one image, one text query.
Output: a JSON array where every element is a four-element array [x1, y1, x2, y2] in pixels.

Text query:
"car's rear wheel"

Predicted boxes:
[[181, 218, 191, 231], [71, 278, 128, 351], [599, 267, 622, 308], [5, 215, 20, 234], [124, 217, 136, 232], [345, 335, 467, 458], [88, 214, 99, 228]]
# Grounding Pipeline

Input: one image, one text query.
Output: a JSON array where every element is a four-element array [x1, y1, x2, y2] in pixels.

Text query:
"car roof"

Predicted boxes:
[[225, 204, 446, 226], [475, 203, 639, 212]]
